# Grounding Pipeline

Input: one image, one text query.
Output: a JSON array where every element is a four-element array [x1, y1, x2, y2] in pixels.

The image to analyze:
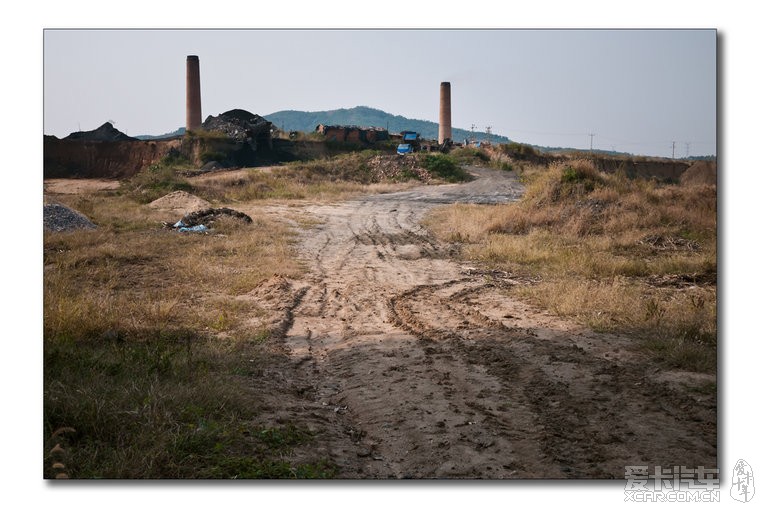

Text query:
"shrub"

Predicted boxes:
[[125, 163, 193, 203], [451, 147, 490, 165], [422, 154, 471, 182], [159, 148, 191, 167], [501, 142, 539, 160]]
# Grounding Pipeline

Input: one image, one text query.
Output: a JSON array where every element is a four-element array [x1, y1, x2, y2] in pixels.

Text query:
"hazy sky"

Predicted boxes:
[[44, 29, 715, 157]]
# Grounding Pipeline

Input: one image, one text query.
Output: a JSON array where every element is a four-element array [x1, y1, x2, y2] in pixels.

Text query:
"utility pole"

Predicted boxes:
[[471, 124, 476, 144], [672, 141, 676, 159], [589, 133, 595, 153]]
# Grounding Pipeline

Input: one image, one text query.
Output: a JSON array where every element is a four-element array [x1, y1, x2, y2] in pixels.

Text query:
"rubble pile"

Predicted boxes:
[[201, 109, 272, 142], [168, 207, 253, 233], [180, 207, 253, 227], [366, 155, 432, 182], [43, 204, 97, 232]]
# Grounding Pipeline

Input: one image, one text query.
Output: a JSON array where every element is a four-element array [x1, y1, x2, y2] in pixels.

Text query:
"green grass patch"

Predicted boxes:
[[123, 163, 193, 204], [421, 153, 471, 182]]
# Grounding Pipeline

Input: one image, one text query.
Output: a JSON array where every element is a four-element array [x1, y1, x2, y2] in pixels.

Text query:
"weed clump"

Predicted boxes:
[[124, 163, 193, 204], [500, 142, 539, 160], [421, 154, 471, 182], [450, 147, 490, 166]]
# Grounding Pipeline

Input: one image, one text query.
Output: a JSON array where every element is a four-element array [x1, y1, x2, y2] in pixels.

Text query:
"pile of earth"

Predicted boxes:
[[202, 109, 272, 141], [63, 122, 136, 142], [148, 191, 212, 214], [43, 203, 97, 232], [366, 155, 432, 182], [680, 160, 717, 186], [179, 207, 253, 227]]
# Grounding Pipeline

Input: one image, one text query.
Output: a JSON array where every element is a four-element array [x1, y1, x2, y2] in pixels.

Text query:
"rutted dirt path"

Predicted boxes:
[[257, 167, 716, 478]]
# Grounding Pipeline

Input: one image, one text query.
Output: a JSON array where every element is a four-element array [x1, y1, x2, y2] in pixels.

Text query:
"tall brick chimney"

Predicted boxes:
[[186, 55, 202, 132], [438, 82, 452, 144]]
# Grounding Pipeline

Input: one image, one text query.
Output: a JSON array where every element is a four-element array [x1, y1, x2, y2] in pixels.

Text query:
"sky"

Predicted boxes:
[[44, 29, 716, 157]]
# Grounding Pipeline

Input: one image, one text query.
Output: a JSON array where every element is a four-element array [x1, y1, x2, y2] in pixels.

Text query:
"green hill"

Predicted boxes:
[[264, 106, 511, 144], [135, 127, 185, 140]]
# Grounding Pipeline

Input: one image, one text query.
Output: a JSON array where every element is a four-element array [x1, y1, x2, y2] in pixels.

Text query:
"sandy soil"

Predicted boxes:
[[245, 166, 716, 479], [43, 178, 121, 195], [147, 190, 211, 214]]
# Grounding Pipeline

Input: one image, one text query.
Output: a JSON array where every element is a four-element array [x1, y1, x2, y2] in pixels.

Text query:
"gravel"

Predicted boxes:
[[43, 204, 97, 232]]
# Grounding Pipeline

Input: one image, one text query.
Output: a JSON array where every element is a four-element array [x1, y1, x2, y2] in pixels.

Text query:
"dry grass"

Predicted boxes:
[[425, 159, 717, 372], [43, 191, 339, 478], [191, 151, 425, 203]]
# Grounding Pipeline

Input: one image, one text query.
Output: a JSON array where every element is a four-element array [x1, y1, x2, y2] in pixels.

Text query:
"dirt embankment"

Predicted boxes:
[[44, 136, 184, 179], [246, 167, 716, 478]]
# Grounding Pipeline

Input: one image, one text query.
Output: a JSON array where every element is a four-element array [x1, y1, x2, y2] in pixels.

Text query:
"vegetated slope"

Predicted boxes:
[[264, 106, 511, 144], [135, 127, 186, 140]]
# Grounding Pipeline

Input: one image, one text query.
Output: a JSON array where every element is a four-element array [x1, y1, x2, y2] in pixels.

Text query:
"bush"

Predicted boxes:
[[125, 163, 193, 203], [501, 142, 539, 160], [560, 159, 600, 183], [451, 147, 490, 165], [421, 154, 471, 182], [160, 149, 191, 167]]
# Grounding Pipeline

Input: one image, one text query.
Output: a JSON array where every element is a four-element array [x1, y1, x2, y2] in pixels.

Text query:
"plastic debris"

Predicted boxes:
[[178, 224, 208, 233]]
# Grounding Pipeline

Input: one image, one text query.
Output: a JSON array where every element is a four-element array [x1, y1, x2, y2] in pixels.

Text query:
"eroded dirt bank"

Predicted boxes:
[[252, 167, 716, 479]]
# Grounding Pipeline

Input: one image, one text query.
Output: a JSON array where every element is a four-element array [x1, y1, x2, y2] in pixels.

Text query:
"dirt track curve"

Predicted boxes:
[[253, 167, 716, 479]]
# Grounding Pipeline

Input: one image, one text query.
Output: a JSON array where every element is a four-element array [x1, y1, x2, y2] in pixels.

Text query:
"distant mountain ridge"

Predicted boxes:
[[264, 106, 511, 144], [135, 127, 185, 140]]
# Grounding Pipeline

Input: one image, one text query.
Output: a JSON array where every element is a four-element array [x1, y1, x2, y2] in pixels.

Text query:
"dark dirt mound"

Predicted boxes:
[[64, 122, 136, 142], [202, 109, 272, 141], [366, 155, 432, 182], [180, 207, 253, 227]]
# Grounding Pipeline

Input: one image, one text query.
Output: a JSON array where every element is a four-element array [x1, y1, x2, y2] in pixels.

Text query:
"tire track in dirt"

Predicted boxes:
[[258, 167, 715, 478]]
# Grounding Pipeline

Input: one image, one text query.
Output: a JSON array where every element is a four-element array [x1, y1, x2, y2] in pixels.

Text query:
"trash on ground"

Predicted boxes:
[[166, 207, 252, 234], [178, 224, 208, 233]]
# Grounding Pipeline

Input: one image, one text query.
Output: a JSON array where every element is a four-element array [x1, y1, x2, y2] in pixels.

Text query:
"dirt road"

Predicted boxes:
[[253, 166, 716, 479]]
